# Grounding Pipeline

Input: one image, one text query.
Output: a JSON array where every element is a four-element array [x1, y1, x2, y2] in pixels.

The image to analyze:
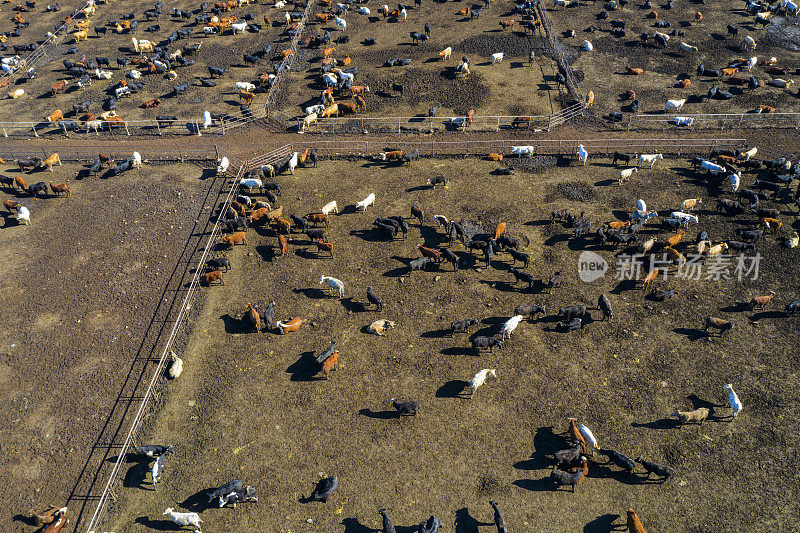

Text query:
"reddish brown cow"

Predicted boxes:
[[304, 212, 329, 227], [201, 270, 225, 285]]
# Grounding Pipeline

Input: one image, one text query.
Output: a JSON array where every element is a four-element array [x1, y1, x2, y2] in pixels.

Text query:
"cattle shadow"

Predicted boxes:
[[421, 327, 453, 338], [341, 297, 368, 313], [220, 314, 250, 334], [455, 507, 492, 533], [122, 459, 151, 489], [512, 478, 551, 492], [436, 379, 469, 398], [514, 426, 563, 471], [750, 310, 783, 321], [584, 513, 624, 532], [351, 228, 392, 243], [359, 408, 400, 419], [610, 279, 638, 294], [256, 244, 277, 262], [631, 417, 680, 430], [286, 351, 321, 381], [672, 327, 706, 341], [440, 345, 474, 357], [341, 517, 379, 533], [586, 463, 644, 485], [12, 514, 40, 527], [134, 517, 176, 531], [293, 287, 329, 299]]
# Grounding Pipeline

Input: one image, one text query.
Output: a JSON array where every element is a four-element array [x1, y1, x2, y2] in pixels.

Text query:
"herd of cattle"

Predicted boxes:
[[1, 151, 144, 228], [554, 0, 800, 118], [0, 0, 311, 129], [150, 143, 799, 531]]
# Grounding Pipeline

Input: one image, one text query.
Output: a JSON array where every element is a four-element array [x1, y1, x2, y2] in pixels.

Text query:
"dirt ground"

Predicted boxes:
[[0, 0, 295, 125], [0, 160, 222, 532], [546, 1, 800, 116], [272, 1, 562, 123], [103, 154, 799, 532]]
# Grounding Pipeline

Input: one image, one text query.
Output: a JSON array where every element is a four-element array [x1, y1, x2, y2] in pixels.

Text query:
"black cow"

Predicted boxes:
[[471, 336, 503, 352]]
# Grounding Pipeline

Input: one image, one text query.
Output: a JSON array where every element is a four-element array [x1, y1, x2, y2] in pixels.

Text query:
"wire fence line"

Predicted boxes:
[[0, 0, 95, 86], [0, 144, 225, 164], [271, 137, 748, 158], [81, 145, 257, 533], [535, 2, 585, 108], [615, 111, 800, 131]]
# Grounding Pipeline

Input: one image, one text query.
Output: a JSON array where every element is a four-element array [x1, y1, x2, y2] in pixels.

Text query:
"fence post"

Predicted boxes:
[[398, 117, 401, 134], [496, 117, 500, 132], [221, 118, 226, 135], [195, 120, 201, 136], [125, 122, 131, 136], [32, 125, 38, 137], [214, 145, 219, 162], [156, 121, 162, 136], [2, 125, 6, 137]]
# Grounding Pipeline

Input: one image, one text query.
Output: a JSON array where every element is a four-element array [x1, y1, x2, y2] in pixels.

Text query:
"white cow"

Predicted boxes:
[[673, 116, 694, 127], [638, 153, 664, 168], [217, 156, 230, 175], [132, 152, 142, 168], [501, 315, 524, 341], [724, 384, 743, 417], [241, 178, 262, 191], [356, 192, 375, 210], [305, 104, 324, 115], [665, 99, 686, 112], [742, 35, 756, 50], [729, 172, 740, 192], [301, 112, 317, 133], [771, 78, 794, 88], [700, 160, 725, 174], [581, 40, 593, 51], [619, 167, 638, 184], [742, 147, 757, 160], [747, 56, 757, 71], [235, 81, 256, 92], [491, 52, 504, 64], [320, 275, 344, 297], [231, 21, 248, 34], [203, 110, 212, 129], [577, 144, 589, 166], [635, 198, 647, 212], [288, 151, 299, 174], [16, 205, 30, 225], [579, 424, 599, 452], [469, 369, 497, 397], [322, 200, 339, 215], [679, 41, 698, 54], [670, 211, 699, 225], [511, 146, 534, 158], [359, 6, 370, 14], [163, 508, 202, 530], [334, 16, 346, 30]]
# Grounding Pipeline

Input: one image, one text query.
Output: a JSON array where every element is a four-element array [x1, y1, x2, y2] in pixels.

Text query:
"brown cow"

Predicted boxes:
[[142, 98, 161, 108], [50, 80, 67, 95], [220, 231, 247, 246], [46, 109, 63, 122], [230, 201, 246, 217], [3, 199, 19, 211], [276, 317, 303, 334], [626, 66, 644, 75], [248, 207, 270, 224], [499, 19, 515, 30], [277, 233, 287, 257], [487, 153, 503, 161], [338, 101, 358, 114], [239, 90, 255, 105], [313, 239, 333, 257], [245, 302, 261, 331], [41, 153, 61, 171], [14, 175, 27, 191], [354, 95, 366, 111], [381, 150, 403, 161], [416, 244, 440, 262], [273, 217, 291, 234], [320, 350, 338, 378], [304, 212, 329, 227], [201, 270, 225, 285], [49, 182, 70, 196]]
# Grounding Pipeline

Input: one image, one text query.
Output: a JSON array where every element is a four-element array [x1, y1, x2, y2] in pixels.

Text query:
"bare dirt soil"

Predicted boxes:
[[0, 160, 220, 532], [273, 1, 563, 124], [546, 1, 800, 116], [104, 154, 799, 532], [0, 0, 294, 125]]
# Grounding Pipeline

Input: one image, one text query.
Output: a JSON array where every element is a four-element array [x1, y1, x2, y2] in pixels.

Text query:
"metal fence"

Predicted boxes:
[[536, 2, 585, 106], [0, 0, 95, 86], [297, 106, 583, 135], [618, 112, 800, 131], [82, 146, 258, 533], [275, 137, 748, 158], [0, 143, 223, 163]]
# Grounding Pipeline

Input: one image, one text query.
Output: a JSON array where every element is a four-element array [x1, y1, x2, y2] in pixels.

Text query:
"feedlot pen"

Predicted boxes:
[[546, 0, 800, 117], [102, 154, 799, 532]]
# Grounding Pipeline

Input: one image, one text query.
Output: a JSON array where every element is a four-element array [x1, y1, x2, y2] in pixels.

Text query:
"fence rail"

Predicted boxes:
[[536, 2, 584, 106], [0, 144, 222, 163], [81, 145, 277, 533], [278, 137, 748, 158], [0, 0, 95, 86], [615, 111, 800, 130]]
